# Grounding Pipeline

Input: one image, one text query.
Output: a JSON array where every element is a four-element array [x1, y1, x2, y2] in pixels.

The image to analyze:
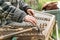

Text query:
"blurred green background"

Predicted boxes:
[[24, 0, 58, 10]]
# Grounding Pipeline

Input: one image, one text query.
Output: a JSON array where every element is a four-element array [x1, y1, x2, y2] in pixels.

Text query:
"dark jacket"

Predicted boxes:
[[4, 0, 31, 13], [0, 0, 31, 25]]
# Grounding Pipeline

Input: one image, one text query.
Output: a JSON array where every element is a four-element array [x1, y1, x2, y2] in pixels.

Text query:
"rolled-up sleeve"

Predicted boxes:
[[19, 0, 31, 13]]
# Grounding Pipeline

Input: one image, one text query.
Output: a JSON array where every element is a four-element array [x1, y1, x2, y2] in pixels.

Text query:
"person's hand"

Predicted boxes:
[[24, 15, 37, 26], [27, 9, 34, 16]]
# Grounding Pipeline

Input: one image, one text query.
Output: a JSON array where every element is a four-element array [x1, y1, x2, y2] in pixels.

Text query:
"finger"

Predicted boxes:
[[30, 18, 37, 26], [27, 10, 34, 16], [31, 16, 37, 23], [24, 18, 34, 25], [31, 19, 37, 25], [28, 10, 35, 16], [30, 10, 34, 16], [27, 11, 33, 16], [28, 19, 35, 26]]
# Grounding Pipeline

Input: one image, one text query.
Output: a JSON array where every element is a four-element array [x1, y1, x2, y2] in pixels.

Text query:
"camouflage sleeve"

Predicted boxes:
[[19, 0, 31, 13], [0, 0, 27, 23]]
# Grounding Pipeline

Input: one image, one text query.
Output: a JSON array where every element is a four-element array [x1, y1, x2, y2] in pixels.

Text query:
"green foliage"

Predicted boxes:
[[24, 0, 58, 10]]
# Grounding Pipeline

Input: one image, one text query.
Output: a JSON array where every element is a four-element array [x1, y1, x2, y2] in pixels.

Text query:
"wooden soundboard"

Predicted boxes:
[[15, 11, 55, 40], [0, 11, 55, 40]]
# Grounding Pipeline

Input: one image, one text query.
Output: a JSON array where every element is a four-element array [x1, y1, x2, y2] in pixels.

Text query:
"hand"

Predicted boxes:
[[24, 15, 37, 26], [27, 9, 34, 16]]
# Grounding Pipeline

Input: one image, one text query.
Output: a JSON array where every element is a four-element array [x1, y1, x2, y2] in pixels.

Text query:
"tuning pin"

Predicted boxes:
[[44, 23, 47, 26], [39, 23, 45, 34], [47, 18, 50, 21]]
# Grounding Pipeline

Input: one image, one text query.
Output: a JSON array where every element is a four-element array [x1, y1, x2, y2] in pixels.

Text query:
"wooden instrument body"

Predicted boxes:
[[0, 11, 55, 40]]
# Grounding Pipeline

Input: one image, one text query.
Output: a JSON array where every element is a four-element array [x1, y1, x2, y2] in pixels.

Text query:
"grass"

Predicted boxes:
[[24, 0, 58, 10], [58, 29, 60, 37], [53, 29, 60, 39]]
